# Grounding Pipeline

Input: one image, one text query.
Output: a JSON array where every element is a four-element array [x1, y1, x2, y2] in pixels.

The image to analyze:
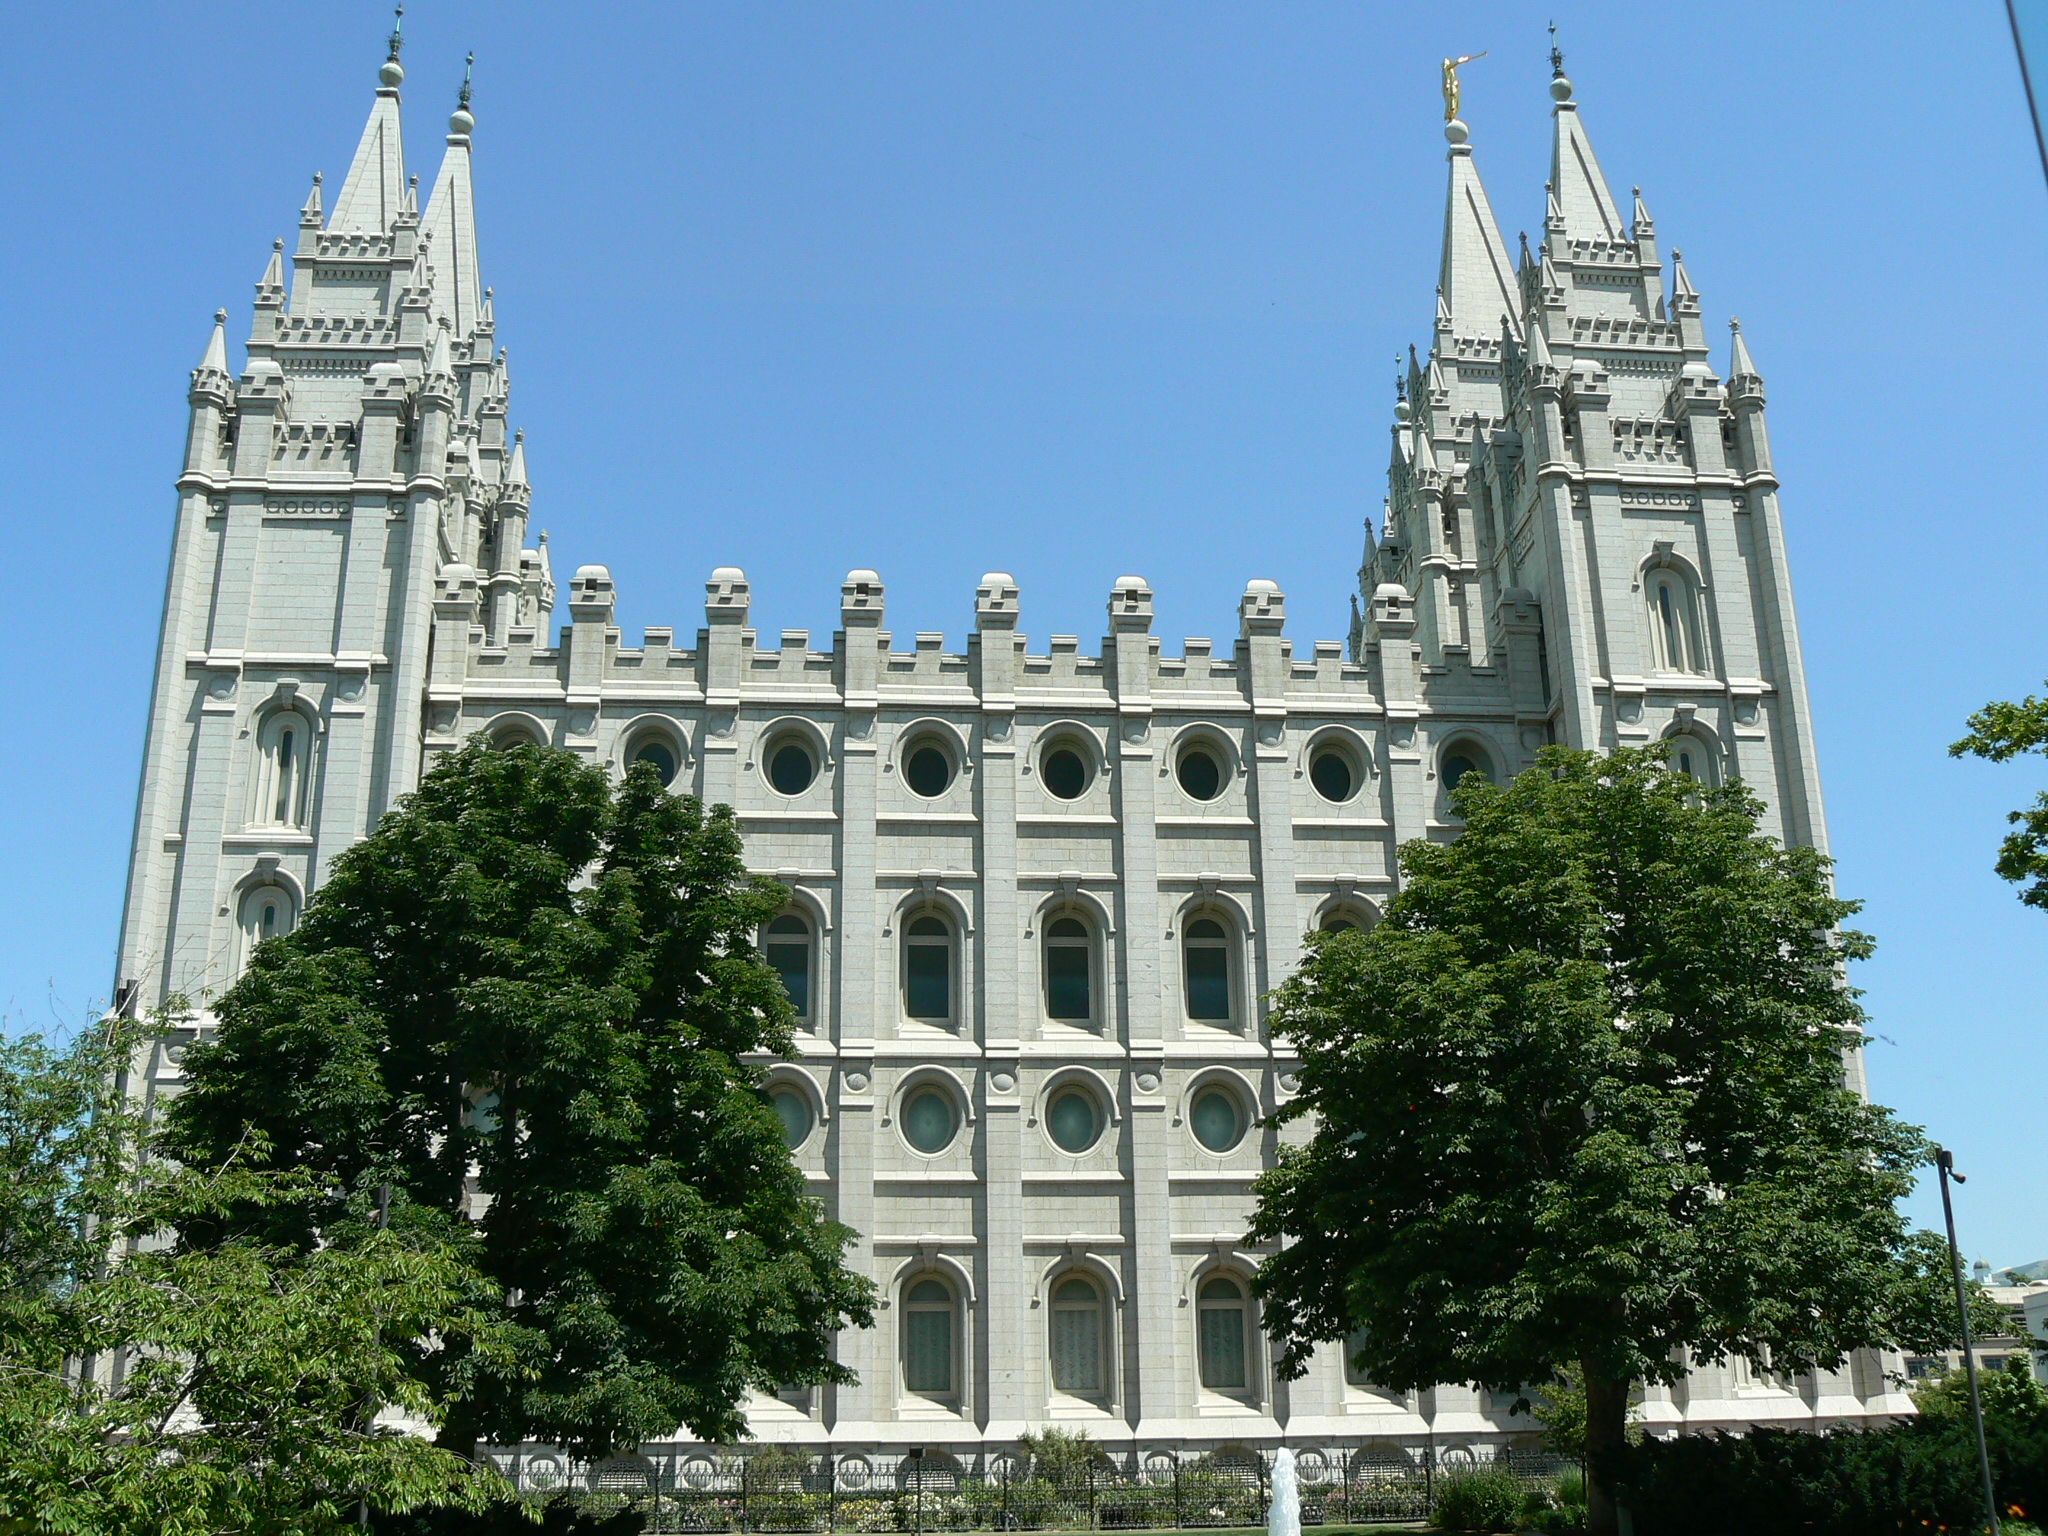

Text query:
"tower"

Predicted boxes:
[[1361, 50, 1827, 854], [113, 33, 550, 1014]]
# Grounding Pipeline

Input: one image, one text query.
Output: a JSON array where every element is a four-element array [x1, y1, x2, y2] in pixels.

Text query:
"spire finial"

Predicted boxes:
[[380, 5, 405, 88], [461, 51, 474, 110], [1549, 20, 1564, 78]]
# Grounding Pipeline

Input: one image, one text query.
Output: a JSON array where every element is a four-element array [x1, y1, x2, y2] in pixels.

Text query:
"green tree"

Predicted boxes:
[[1246, 746, 1944, 1536], [161, 740, 873, 1461], [1950, 687, 2048, 906], [0, 1012, 503, 1534]]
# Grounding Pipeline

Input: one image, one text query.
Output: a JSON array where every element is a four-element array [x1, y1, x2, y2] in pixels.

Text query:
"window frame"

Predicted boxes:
[[1040, 910, 1098, 1027], [1048, 1272, 1112, 1403], [1179, 910, 1239, 1027], [1195, 1272, 1256, 1400], [900, 1273, 961, 1404], [1643, 564, 1707, 675], [621, 719, 688, 788], [1034, 727, 1101, 804], [235, 880, 299, 974], [901, 909, 957, 1026], [1185, 1072, 1253, 1155], [763, 910, 815, 1023], [250, 706, 317, 830]]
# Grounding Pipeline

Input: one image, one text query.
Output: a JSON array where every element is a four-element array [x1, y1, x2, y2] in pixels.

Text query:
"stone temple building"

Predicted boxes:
[[113, 29, 1909, 1478]]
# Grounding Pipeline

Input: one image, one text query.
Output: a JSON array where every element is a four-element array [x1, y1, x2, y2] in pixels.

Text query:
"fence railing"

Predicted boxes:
[[496, 1445, 1582, 1531]]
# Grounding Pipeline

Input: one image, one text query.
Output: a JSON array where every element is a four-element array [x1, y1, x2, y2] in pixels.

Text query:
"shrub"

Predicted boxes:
[[1431, 1464, 1523, 1531]]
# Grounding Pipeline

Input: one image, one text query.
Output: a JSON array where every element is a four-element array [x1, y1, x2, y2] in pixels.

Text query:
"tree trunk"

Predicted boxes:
[[1582, 1362, 1631, 1536]]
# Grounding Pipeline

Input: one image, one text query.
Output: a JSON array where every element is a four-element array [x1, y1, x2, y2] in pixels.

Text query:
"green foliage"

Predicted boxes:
[[161, 741, 874, 1459], [1017, 1425, 1109, 1484], [0, 1011, 502, 1534], [1888, 1228, 2017, 1357], [1609, 1404, 2048, 1535], [1912, 1357, 2048, 1421], [1951, 687, 2048, 907], [1429, 1465, 1523, 1531], [1248, 748, 1938, 1526]]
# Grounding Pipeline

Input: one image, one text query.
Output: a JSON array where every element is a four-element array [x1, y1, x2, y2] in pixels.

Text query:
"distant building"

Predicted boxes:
[[116, 31, 1912, 1477]]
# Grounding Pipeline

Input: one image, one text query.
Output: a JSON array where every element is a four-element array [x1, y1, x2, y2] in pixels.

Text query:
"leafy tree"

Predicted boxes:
[[0, 1012, 502, 1534], [1912, 1356, 2048, 1421], [1247, 746, 1948, 1536], [1951, 687, 2048, 906], [161, 741, 873, 1461]]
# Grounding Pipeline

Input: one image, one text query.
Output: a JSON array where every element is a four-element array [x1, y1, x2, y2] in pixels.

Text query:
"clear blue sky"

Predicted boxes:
[[3, 2, 2043, 1267]]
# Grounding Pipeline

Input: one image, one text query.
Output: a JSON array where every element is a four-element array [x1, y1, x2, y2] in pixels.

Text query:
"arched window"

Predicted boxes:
[[628, 736, 679, 786], [1667, 734, 1719, 787], [903, 914, 953, 1022], [1197, 1276, 1250, 1392], [1183, 917, 1233, 1023], [902, 1277, 957, 1400], [764, 914, 812, 1020], [1043, 916, 1093, 1022], [1050, 1276, 1107, 1397], [769, 1084, 814, 1148], [252, 710, 314, 828], [1646, 568, 1705, 674], [1440, 745, 1493, 793], [237, 883, 297, 969], [1318, 902, 1379, 936]]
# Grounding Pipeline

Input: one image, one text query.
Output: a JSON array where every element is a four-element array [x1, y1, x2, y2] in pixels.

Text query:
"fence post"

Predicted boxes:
[[1173, 1455, 1182, 1531], [740, 1457, 749, 1534]]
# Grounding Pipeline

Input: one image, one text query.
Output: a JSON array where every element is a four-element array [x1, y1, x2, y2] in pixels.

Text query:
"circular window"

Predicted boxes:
[[770, 1087, 813, 1148], [1042, 745, 1088, 800], [1046, 1086, 1103, 1154], [902, 1085, 958, 1154], [631, 739, 679, 786], [1309, 748, 1354, 803], [1176, 745, 1223, 801], [768, 740, 817, 796], [905, 743, 953, 798], [1442, 750, 1490, 791], [1190, 1086, 1246, 1152]]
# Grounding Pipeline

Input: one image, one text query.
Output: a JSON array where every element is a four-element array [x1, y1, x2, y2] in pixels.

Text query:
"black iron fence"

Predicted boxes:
[[494, 1445, 1581, 1531]]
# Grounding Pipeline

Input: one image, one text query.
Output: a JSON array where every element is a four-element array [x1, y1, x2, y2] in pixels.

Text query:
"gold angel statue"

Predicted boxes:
[[1442, 52, 1487, 122]]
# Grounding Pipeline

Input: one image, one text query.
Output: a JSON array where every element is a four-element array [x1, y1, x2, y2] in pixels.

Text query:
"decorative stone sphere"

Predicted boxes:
[[1394, 397, 1413, 424], [1550, 74, 1574, 103], [379, 58, 405, 88], [1444, 117, 1469, 146], [449, 106, 474, 137]]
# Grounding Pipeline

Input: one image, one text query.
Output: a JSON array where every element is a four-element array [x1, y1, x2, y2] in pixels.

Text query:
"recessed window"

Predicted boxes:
[[904, 915, 952, 1020], [1190, 1085, 1246, 1153], [765, 914, 811, 1018], [253, 709, 314, 828], [1042, 745, 1088, 800], [237, 883, 297, 969], [905, 743, 953, 798], [1198, 1276, 1250, 1391], [1309, 747, 1355, 803], [1183, 917, 1232, 1022], [1668, 735, 1717, 786], [1442, 750, 1491, 791], [1050, 1277, 1106, 1396], [1046, 1086, 1103, 1154], [631, 738, 679, 786], [1343, 1326, 1374, 1388], [903, 1277, 956, 1396], [770, 1087, 813, 1148], [901, 1085, 958, 1154], [1646, 568, 1705, 674], [1044, 916, 1092, 1021], [767, 740, 817, 796], [1176, 745, 1223, 801]]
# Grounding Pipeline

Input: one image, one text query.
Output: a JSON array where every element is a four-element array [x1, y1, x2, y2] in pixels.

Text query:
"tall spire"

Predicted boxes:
[[422, 52, 483, 336], [197, 309, 230, 376], [330, 9, 408, 234], [1728, 317, 1761, 382], [1546, 59, 1624, 243], [1437, 112, 1519, 343]]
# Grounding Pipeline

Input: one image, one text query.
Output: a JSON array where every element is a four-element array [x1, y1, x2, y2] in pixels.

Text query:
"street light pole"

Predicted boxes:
[[1934, 1146, 1999, 1536]]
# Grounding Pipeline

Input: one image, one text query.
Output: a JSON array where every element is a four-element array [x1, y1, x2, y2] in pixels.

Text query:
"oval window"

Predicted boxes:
[[1042, 746, 1087, 800], [1190, 1086, 1246, 1152], [632, 739, 679, 786], [905, 743, 952, 798], [902, 1086, 957, 1154], [770, 1087, 813, 1148], [769, 741, 817, 795], [1047, 1087, 1102, 1154], [1177, 746, 1223, 801], [1309, 748, 1353, 803]]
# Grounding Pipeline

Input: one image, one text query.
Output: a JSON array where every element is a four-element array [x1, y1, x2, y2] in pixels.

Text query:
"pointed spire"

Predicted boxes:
[[330, 13, 408, 234], [1631, 185, 1653, 239], [1670, 248, 1698, 304], [258, 237, 285, 295], [1436, 109, 1519, 341], [1525, 314, 1552, 372], [1728, 318, 1760, 382], [507, 428, 529, 488], [300, 171, 323, 225], [1547, 64, 1624, 243], [422, 55, 483, 337], [197, 309, 230, 375], [426, 318, 453, 379], [1410, 421, 1439, 477]]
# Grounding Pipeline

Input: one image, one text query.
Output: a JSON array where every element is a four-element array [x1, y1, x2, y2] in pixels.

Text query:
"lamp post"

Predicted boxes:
[[1934, 1146, 1999, 1536]]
